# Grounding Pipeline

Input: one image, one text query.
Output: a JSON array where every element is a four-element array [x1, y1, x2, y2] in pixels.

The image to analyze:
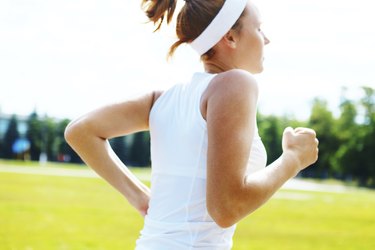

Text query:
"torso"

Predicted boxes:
[[137, 71, 267, 249]]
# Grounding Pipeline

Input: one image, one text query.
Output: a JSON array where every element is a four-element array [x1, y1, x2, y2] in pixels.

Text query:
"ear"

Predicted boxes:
[[222, 29, 238, 49]]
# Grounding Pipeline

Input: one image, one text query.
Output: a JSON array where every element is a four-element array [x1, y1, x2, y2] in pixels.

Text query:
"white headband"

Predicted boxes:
[[189, 0, 248, 56]]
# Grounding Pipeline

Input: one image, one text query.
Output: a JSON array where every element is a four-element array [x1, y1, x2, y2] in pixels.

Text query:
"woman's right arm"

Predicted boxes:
[[205, 70, 319, 228], [64, 91, 161, 216]]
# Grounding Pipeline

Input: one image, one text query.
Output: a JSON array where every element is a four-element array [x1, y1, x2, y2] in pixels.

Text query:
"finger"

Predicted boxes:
[[295, 127, 316, 136], [283, 127, 294, 135], [294, 127, 304, 133]]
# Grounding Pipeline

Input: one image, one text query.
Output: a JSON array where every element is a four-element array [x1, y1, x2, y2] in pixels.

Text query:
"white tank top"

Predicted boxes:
[[135, 72, 267, 250]]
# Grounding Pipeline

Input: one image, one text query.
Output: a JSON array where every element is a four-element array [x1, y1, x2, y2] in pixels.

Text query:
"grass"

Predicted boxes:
[[234, 190, 375, 250], [0, 160, 375, 250]]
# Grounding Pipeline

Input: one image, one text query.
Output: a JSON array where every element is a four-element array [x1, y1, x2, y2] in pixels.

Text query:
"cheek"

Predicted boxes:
[[247, 36, 263, 57], [253, 38, 265, 59], [255, 34, 264, 50]]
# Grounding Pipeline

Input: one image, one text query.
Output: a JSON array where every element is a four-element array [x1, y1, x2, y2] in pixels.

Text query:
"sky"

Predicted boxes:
[[0, 0, 374, 121]]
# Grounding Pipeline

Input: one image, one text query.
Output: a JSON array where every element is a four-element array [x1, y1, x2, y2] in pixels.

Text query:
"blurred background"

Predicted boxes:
[[0, 0, 374, 249], [1, 0, 374, 184]]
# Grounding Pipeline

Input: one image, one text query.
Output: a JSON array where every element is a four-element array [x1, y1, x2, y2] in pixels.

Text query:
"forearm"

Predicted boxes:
[[208, 125, 318, 228], [228, 152, 298, 226], [231, 128, 318, 224], [66, 130, 150, 210]]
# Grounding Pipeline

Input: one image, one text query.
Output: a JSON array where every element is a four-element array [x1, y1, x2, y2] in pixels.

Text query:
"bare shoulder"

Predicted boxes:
[[206, 69, 259, 101], [201, 70, 259, 119]]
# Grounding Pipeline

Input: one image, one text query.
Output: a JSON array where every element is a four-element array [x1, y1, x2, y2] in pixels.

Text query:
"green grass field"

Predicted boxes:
[[1, 160, 375, 250]]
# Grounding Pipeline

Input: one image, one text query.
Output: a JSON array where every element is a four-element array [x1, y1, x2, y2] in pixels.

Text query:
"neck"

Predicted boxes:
[[203, 60, 235, 74]]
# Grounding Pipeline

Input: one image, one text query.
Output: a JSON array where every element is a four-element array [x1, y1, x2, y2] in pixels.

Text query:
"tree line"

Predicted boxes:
[[0, 113, 150, 167], [0, 86, 374, 187], [258, 86, 374, 187]]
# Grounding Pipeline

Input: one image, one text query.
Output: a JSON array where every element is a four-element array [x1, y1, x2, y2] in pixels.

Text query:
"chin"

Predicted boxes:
[[249, 66, 264, 74]]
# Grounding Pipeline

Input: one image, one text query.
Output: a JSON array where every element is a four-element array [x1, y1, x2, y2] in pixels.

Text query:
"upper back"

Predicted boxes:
[[149, 72, 216, 177]]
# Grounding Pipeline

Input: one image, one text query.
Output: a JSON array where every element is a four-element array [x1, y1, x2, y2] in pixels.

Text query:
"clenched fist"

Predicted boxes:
[[282, 127, 319, 174]]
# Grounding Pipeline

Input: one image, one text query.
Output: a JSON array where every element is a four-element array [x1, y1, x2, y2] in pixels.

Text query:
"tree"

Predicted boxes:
[[306, 98, 338, 178], [0, 132, 3, 158], [26, 112, 42, 161], [332, 98, 358, 180], [128, 132, 151, 167], [109, 136, 128, 164], [361, 86, 375, 125], [3, 115, 19, 159], [257, 114, 283, 164], [356, 86, 375, 186], [40, 116, 57, 161], [0, 139, 3, 158]]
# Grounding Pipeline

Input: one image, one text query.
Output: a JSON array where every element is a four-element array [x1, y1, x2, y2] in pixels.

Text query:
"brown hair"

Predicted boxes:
[[141, 0, 245, 59]]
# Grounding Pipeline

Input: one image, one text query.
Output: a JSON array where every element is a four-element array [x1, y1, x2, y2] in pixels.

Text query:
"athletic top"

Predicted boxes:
[[135, 72, 267, 250]]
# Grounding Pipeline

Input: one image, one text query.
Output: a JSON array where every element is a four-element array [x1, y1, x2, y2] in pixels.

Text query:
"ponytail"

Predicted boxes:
[[142, 0, 177, 31]]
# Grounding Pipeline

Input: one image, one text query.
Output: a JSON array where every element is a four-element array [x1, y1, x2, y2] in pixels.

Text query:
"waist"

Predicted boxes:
[[136, 217, 236, 249]]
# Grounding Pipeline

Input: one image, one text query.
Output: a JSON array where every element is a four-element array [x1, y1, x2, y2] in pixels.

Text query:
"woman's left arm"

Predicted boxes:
[[64, 92, 158, 217]]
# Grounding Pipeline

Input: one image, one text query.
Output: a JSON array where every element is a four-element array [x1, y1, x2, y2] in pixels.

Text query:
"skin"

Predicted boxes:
[[201, 3, 318, 227], [64, 93, 154, 216], [65, 1, 319, 227], [204, 2, 270, 74]]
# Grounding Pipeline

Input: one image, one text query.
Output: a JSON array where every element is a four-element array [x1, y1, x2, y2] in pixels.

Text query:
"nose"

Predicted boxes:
[[264, 35, 270, 45], [261, 30, 270, 45]]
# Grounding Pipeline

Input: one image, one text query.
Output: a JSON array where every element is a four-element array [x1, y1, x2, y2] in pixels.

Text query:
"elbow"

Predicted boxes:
[[64, 118, 87, 147], [64, 121, 77, 146], [212, 214, 236, 229], [207, 200, 238, 228]]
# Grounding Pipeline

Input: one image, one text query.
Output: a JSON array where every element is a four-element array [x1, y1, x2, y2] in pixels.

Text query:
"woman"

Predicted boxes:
[[65, 0, 319, 249]]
